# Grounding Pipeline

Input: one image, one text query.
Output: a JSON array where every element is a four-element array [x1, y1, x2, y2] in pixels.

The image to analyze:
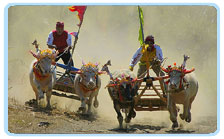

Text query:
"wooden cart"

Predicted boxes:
[[52, 63, 80, 100], [134, 76, 167, 111]]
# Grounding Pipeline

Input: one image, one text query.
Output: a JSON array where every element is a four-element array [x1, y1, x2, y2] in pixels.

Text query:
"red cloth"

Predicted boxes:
[[69, 6, 87, 26], [52, 30, 68, 53]]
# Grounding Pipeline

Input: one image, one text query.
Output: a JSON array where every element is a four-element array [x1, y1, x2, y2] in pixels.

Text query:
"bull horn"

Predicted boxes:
[[153, 75, 170, 81], [160, 66, 169, 73], [184, 68, 195, 74], [29, 50, 40, 59]]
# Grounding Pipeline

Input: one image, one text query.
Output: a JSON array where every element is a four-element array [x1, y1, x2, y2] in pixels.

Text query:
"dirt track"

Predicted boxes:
[[8, 98, 217, 134]]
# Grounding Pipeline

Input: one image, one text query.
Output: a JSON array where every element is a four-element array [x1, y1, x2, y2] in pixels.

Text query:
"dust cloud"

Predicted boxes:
[[8, 6, 217, 128]]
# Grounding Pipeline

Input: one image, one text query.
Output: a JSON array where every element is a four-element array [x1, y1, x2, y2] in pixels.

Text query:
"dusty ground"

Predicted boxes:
[[8, 97, 217, 134]]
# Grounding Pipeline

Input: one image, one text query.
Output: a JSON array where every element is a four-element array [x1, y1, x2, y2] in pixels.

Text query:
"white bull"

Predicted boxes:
[[161, 55, 198, 129], [29, 49, 57, 109], [72, 62, 103, 114]]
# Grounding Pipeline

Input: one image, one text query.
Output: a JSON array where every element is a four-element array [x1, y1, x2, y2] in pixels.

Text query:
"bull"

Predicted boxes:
[[102, 60, 139, 129], [161, 55, 199, 129], [71, 62, 103, 114], [29, 47, 57, 109]]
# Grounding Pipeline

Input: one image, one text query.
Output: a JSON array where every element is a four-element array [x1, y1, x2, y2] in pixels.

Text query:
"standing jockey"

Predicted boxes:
[[47, 22, 74, 66], [129, 35, 166, 97]]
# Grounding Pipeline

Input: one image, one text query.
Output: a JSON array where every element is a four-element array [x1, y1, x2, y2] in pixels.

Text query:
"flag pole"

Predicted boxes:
[[138, 6, 149, 77], [67, 7, 87, 67]]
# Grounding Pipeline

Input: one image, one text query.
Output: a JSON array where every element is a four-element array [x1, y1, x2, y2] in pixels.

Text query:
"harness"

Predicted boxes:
[[33, 61, 50, 80]]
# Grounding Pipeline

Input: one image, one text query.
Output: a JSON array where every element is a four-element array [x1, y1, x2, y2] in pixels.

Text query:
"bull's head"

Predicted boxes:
[[106, 71, 139, 101], [161, 63, 195, 90], [74, 62, 104, 89], [30, 49, 58, 75]]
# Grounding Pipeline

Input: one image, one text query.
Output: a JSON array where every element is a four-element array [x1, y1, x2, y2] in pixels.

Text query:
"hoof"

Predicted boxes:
[[78, 107, 86, 114], [131, 111, 136, 118], [185, 117, 191, 123], [172, 121, 178, 129], [45, 105, 52, 110], [125, 117, 131, 123], [179, 114, 184, 120], [185, 113, 191, 123], [93, 100, 99, 108]]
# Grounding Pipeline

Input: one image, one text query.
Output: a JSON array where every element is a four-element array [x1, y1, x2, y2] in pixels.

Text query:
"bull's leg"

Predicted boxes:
[[113, 101, 123, 129], [93, 95, 99, 108], [124, 109, 130, 130], [186, 105, 192, 123], [35, 85, 44, 107], [79, 97, 87, 114], [87, 96, 93, 114], [125, 102, 136, 123], [183, 97, 195, 123], [167, 96, 178, 129], [34, 81, 44, 100], [46, 90, 52, 109], [180, 100, 190, 122], [32, 88, 39, 108]]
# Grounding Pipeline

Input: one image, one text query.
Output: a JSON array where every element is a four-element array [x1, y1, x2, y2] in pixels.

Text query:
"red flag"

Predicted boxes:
[[68, 6, 87, 26]]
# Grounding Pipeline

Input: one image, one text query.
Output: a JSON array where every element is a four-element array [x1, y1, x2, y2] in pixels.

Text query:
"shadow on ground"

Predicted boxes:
[[109, 124, 166, 133]]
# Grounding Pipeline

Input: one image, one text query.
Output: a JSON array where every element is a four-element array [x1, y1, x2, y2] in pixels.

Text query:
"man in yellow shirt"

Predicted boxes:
[[129, 35, 166, 96]]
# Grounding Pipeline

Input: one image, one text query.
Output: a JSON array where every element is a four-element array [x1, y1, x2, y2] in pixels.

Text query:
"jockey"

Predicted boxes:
[[47, 22, 74, 66], [129, 35, 166, 97]]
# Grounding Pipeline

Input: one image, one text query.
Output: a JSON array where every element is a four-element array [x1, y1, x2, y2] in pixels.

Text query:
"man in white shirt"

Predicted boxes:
[[47, 22, 74, 66]]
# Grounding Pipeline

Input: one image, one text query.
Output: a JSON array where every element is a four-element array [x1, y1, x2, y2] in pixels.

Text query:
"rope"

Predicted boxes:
[[55, 48, 69, 59], [161, 57, 168, 67]]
